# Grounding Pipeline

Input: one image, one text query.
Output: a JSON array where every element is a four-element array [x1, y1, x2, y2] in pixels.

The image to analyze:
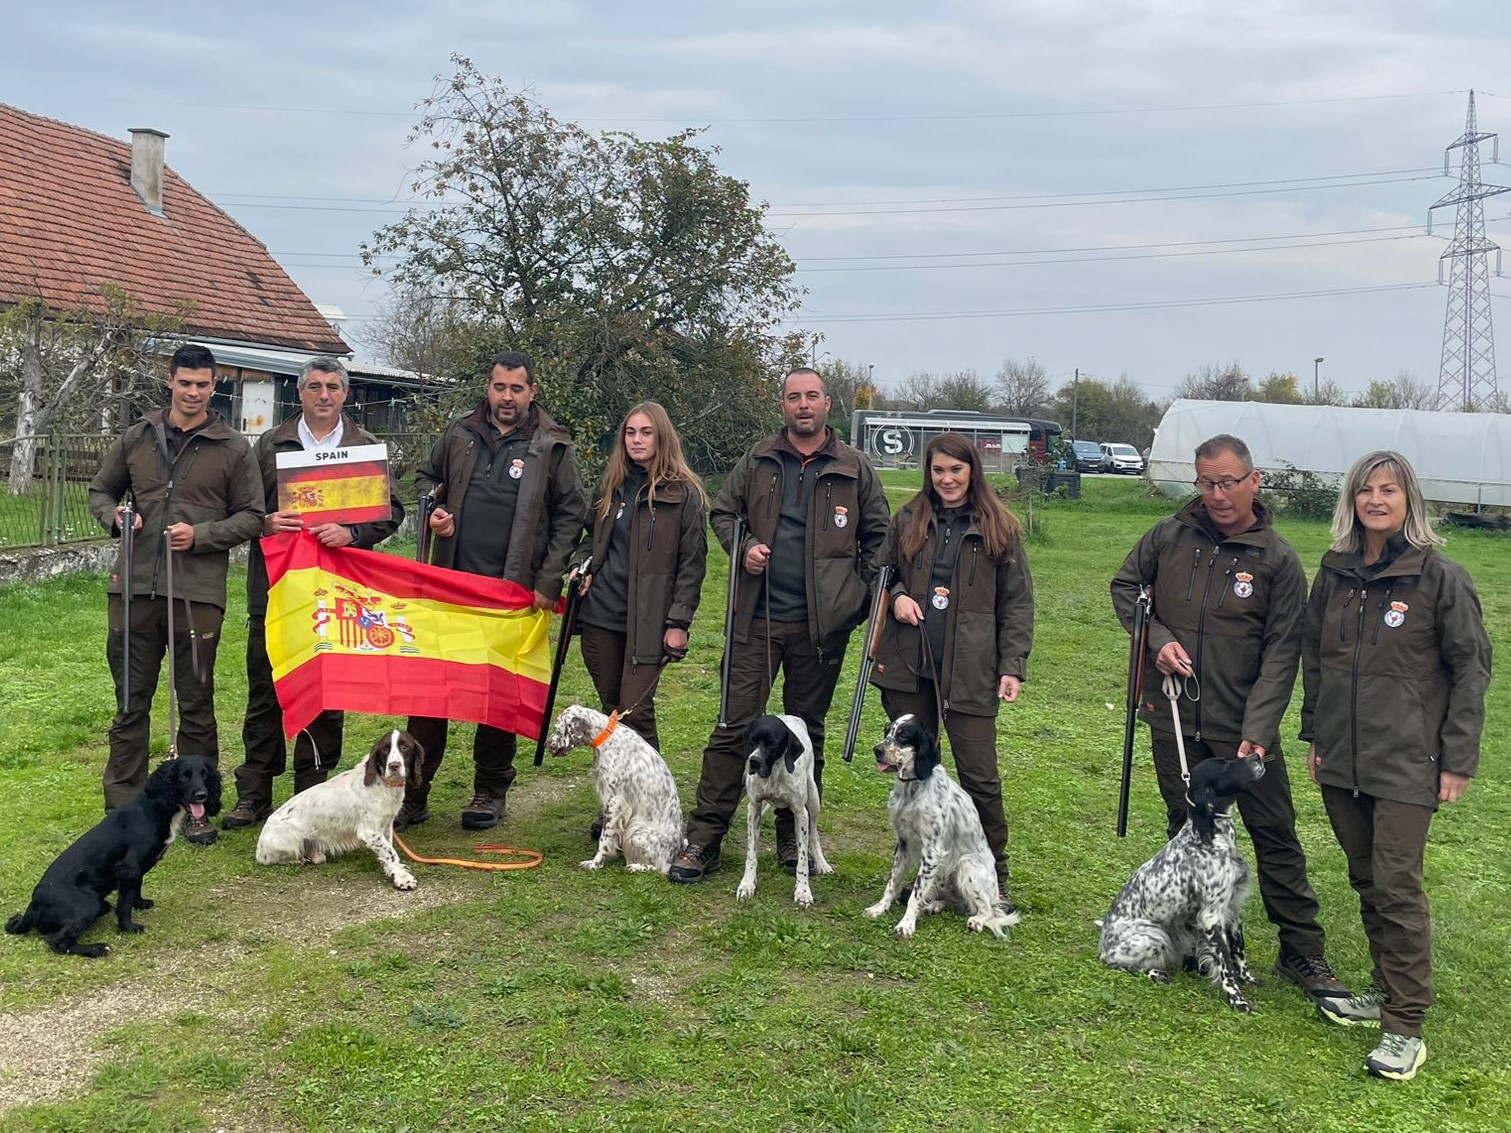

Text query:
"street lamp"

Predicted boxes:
[[1313, 356, 1324, 401]]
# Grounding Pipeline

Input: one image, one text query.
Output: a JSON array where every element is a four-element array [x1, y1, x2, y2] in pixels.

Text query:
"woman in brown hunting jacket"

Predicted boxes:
[[1301, 450, 1492, 1082], [573, 401, 707, 751], [870, 433, 1034, 909]]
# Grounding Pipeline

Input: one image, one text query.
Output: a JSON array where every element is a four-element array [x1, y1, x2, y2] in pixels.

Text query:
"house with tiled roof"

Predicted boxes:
[[0, 102, 362, 434]]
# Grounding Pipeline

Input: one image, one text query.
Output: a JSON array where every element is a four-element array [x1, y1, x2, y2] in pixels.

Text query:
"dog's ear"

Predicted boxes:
[[781, 726, 800, 775], [1189, 781, 1217, 843], [913, 726, 942, 780], [407, 735, 426, 788], [204, 760, 223, 817], [364, 740, 382, 788]]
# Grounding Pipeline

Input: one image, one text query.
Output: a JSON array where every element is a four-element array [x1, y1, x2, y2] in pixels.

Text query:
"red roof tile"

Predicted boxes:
[[0, 103, 349, 355]]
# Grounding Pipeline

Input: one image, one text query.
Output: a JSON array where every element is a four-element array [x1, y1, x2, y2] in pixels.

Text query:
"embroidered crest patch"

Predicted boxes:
[[931, 586, 950, 610], [1233, 570, 1254, 599], [508, 458, 525, 480], [1384, 600, 1408, 629], [834, 505, 849, 528]]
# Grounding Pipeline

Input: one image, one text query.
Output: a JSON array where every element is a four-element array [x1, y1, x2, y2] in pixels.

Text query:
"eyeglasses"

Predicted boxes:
[[1193, 476, 1248, 494]]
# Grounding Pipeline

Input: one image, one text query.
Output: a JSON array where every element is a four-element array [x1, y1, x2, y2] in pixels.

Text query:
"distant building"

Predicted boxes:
[[850, 408, 1063, 470]]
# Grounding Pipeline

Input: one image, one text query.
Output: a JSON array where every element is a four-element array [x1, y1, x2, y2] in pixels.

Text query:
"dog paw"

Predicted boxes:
[[392, 871, 418, 891], [862, 901, 890, 919], [1147, 969, 1171, 984], [893, 919, 917, 939], [736, 881, 756, 900], [793, 887, 814, 908], [579, 859, 604, 870], [626, 863, 655, 874], [812, 859, 835, 876], [966, 915, 986, 933], [1230, 997, 1254, 1014], [134, 898, 154, 909], [120, 924, 144, 934]]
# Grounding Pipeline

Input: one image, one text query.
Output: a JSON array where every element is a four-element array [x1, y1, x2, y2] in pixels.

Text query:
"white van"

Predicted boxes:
[[1100, 442, 1145, 475]]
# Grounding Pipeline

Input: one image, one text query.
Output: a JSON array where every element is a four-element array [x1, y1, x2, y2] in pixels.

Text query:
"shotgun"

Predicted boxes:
[[842, 564, 894, 762], [416, 490, 438, 565], [534, 564, 587, 766], [118, 498, 136, 713], [1117, 585, 1152, 837], [716, 515, 746, 729]]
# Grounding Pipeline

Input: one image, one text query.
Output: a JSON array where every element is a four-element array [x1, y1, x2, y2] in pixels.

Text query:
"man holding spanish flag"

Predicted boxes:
[[398, 351, 587, 831], [223, 357, 405, 831]]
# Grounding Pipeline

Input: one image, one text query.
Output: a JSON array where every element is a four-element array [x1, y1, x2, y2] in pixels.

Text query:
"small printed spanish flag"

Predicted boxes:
[[275, 443, 393, 526], [262, 532, 550, 739]]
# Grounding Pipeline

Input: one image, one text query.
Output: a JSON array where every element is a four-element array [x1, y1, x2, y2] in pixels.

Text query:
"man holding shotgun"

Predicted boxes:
[[1110, 433, 1346, 1001], [88, 344, 263, 842], [670, 367, 889, 883], [396, 351, 586, 832]]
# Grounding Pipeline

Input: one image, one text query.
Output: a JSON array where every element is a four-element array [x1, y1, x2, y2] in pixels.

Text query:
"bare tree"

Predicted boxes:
[[816, 358, 872, 438], [1176, 361, 1251, 401], [891, 370, 939, 410], [935, 368, 993, 412], [1304, 378, 1349, 407], [995, 356, 1050, 416]]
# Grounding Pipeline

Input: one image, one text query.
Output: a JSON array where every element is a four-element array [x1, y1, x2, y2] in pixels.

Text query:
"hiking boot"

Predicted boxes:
[[776, 833, 800, 877], [461, 794, 507, 830], [221, 800, 273, 830], [996, 881, 1022, 923], [1317, 987, 1386, 1028], [183, 810, 218, 846], [392, 799, 431, 831], [1365, 1033, 1427, 1081], [668, 844, 721, 883], [1275, 952, 1349, 999]]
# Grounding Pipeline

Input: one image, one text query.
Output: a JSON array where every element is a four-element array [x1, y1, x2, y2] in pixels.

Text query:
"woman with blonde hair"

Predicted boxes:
[[573, 401, 707, 751], [1301, 450, 1491, 1081], [869, 432, 1035, 912]]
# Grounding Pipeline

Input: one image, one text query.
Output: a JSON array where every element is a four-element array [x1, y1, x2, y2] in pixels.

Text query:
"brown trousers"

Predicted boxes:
[[1321, 785, 1435, 1038], [235, 616, 344, 807], [685, 619, 847, 850], [880, 685, 1010, 882], [579, 624, 665, 750], [1150, 732, 1327, 958], [104, 595, 224, 811]]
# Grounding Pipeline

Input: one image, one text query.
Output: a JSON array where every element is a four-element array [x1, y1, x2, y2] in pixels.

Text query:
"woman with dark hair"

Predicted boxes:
[[869, 432, 1035, 910], [1302, 450, 1491, 1082], [573, 401, 707, 750]]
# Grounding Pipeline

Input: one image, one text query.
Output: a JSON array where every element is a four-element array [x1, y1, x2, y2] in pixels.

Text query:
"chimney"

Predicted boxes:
[[128, 128, 169, 216]]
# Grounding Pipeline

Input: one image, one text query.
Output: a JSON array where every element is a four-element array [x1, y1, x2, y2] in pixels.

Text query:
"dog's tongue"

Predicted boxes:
[[878, 765, 896, 775], [189, 803, 205, 819]]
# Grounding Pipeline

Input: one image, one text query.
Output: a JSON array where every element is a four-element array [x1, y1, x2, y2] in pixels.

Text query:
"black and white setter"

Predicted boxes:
[[6, 756, 222, 957], [255, 729, 425, 890], [1098, 753, 1265, 1012], [736, 714, 833, 908], [862, 714, 1018, 938], [545, 705, 685, 875]]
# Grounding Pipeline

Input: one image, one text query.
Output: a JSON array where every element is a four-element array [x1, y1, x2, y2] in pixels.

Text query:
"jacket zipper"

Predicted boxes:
[[1349, 585, 1369, 794], [1190, 547, 1220, 740], [1338, 587, 1354, 642], [149, 436, 203, 599], [1214, 555, 1239, 608], [1368, 586, 1393, 646], [1184, 547, 1201, 601]]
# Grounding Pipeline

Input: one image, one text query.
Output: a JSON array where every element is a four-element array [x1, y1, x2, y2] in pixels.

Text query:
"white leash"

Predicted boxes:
[[1162, 671, 1200, 804]]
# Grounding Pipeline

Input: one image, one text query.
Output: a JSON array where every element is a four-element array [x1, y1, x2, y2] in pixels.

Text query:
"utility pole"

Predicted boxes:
[[1431, 90, 1509, 410], [1313, 357, 1324, 401], [1072, 368, 1079, 436]]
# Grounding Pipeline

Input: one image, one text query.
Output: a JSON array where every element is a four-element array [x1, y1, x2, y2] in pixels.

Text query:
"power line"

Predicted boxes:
[[792, 281, 1439, 324]]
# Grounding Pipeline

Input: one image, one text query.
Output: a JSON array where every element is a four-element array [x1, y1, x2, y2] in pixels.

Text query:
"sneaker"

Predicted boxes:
[[1365, 1032, 1427, 1081], [1275, 953, 1350, 999], [667, 844, 721, 883], [392, 799, 431, 831], [183, 810, 218, 846], [460, 794, 507, 830], [221, 800, 273, 830], [776, 833, 800, 877], [1317, 987, 1386, 1028]]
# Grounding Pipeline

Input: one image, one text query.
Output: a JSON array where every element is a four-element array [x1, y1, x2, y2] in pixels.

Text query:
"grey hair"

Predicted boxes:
[[1193, 433, 1253, 470], [1329, 450, 1443, 553], [298, 356, 349, 390]]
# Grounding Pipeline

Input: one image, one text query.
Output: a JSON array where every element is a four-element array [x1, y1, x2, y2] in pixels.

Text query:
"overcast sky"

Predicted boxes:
[[8, 1, 1511, 402]]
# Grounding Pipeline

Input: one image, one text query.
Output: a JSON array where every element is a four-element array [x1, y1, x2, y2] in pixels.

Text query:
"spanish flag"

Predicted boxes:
[[262, 532, 551, 739], [275, 444, 393, 526]]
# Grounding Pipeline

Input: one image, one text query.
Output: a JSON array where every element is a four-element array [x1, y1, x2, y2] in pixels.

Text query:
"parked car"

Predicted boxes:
[[1100, 442, 1146, 475], [1069, 440, 1110, 473]]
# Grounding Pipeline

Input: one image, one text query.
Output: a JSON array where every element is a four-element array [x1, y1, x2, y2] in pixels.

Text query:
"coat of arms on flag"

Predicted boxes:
[[275, 443, 393, 526]]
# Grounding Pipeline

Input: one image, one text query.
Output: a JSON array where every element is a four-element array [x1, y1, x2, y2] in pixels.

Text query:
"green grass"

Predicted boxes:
[[1, 476, 1508, 1132]]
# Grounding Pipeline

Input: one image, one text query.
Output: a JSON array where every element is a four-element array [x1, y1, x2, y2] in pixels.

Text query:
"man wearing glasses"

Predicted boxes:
[[1110, 434, 1348, 1002]]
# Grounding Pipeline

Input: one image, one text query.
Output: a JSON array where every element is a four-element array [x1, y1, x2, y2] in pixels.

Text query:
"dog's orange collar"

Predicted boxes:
[[590, 710, 621, 750]]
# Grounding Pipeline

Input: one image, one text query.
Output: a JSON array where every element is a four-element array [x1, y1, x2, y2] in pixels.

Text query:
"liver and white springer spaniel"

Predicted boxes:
[[256, 730, 426, 890]]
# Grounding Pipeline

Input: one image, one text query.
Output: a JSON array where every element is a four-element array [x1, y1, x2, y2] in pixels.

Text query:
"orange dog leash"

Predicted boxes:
[[393, 834, 544, 872]]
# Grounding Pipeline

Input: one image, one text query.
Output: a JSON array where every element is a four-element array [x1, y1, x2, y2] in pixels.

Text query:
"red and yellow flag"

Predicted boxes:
[[275, 444, 393, 526], [262, 533, 550, 739]]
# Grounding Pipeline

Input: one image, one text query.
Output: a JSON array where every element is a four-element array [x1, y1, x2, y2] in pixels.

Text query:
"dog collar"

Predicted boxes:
[[381, 774, 406, 788], [590, 710, 621, 750]]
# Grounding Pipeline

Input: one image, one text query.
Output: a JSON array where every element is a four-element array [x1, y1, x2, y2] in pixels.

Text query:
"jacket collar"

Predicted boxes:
[[1322, 533, 1429, 580], [1174, 494, 1274, 546], [267, 412, 365, 447], [143, 407, 238, 442]]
